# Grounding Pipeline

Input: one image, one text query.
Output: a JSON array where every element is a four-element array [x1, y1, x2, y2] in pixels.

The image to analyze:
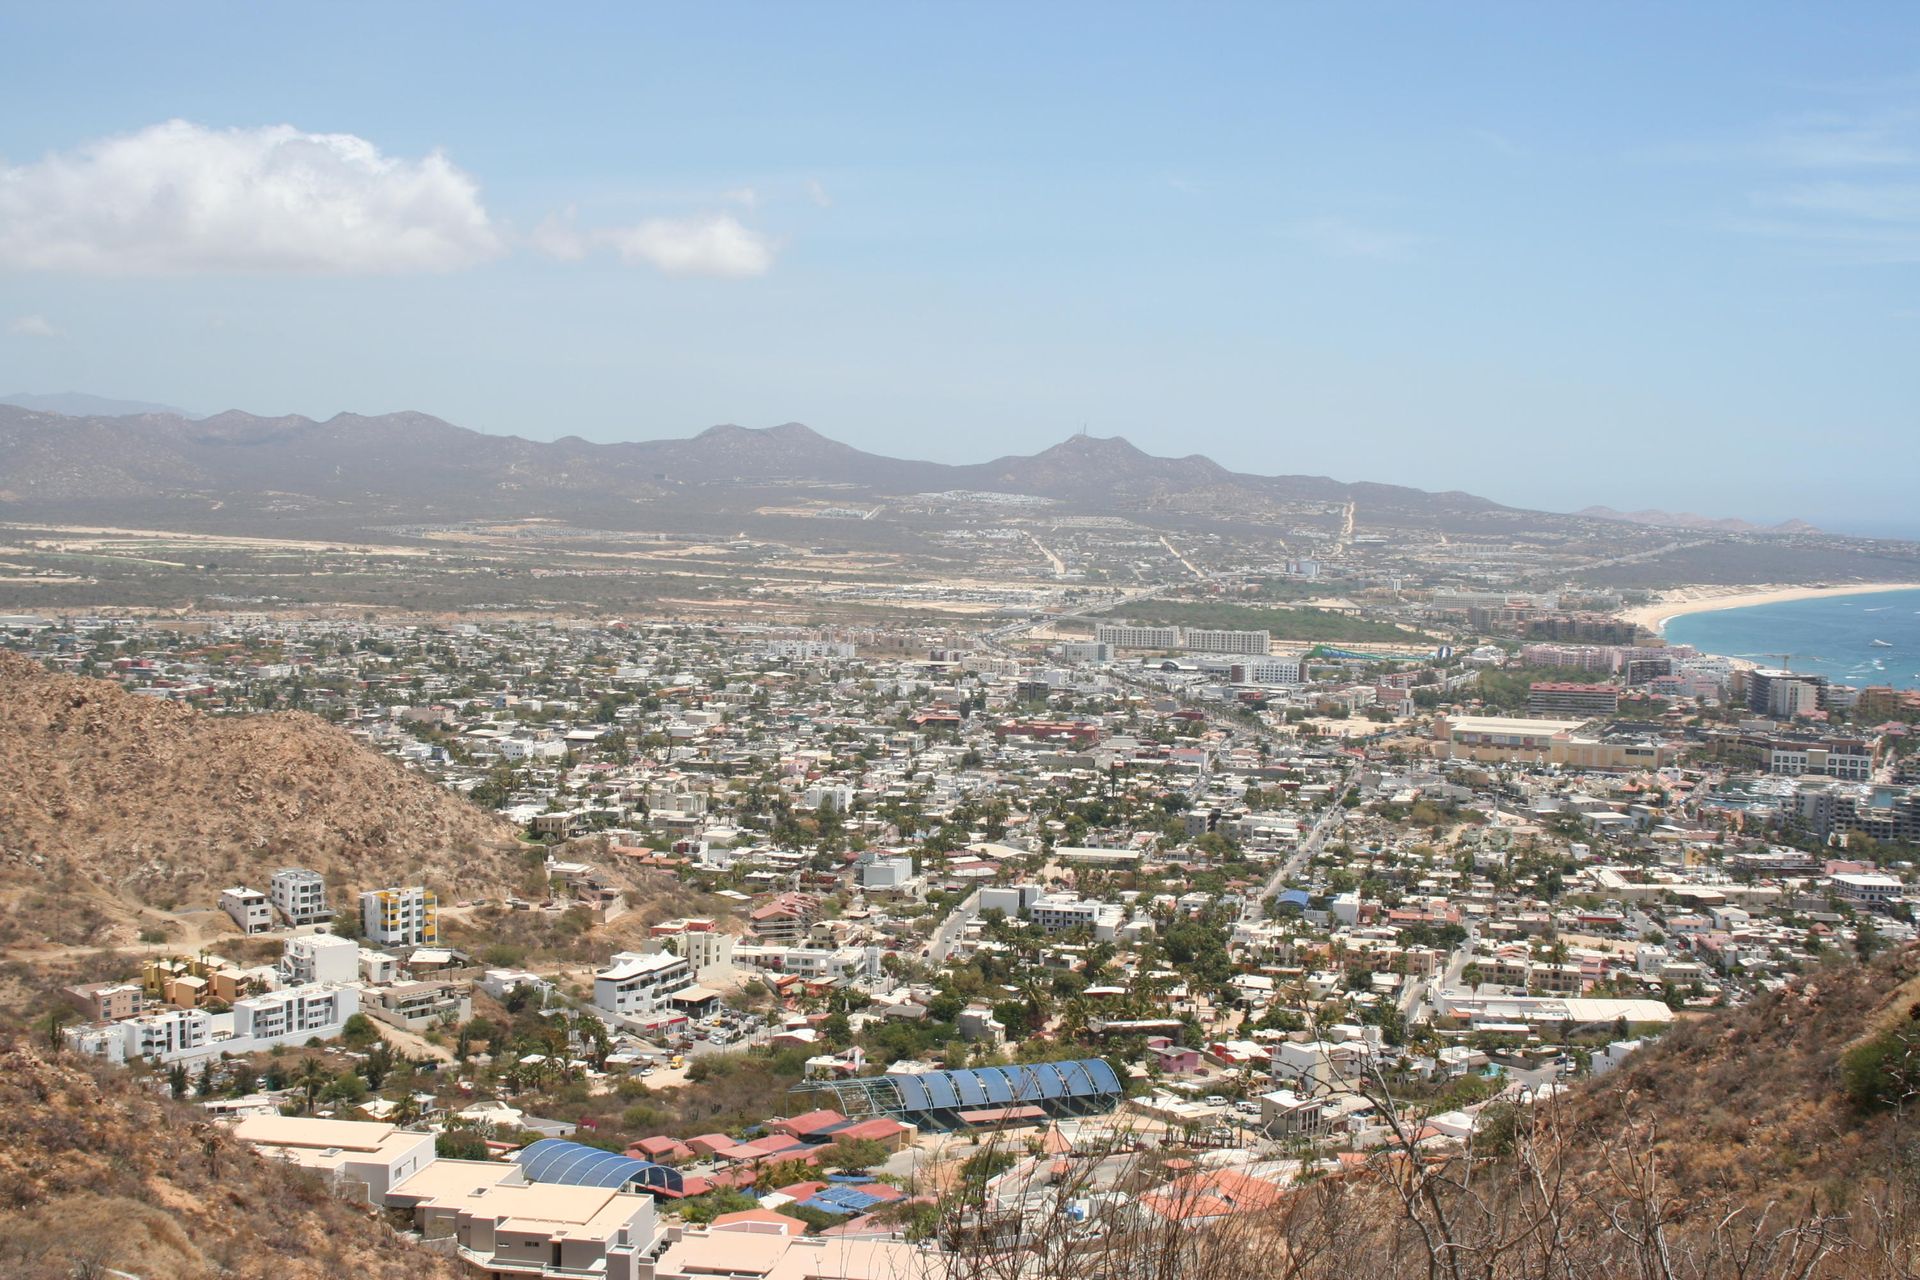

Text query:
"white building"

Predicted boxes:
[[360, 886, 438, 947], [1831, 872, 1902, 908], [594, 951, 694, 1020], [1027, 893, 1128, 941], [232, 983, 359, 1044], [1232, 657, 1306, 686], [220, 886, 273, 935], [1095, 624, 1183, 651], [270, 867, 330, 925], [281, 933, 361, 987], [1185, 628, 1271, 656], [128, 1007, 213, 1062], [858, 853, 916, 890]]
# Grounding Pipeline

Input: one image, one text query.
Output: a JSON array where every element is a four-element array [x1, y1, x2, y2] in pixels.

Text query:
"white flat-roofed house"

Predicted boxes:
[[280, 933, 360, 986], [220, 886, 272, 935], [231, 1115, 435, 1206]]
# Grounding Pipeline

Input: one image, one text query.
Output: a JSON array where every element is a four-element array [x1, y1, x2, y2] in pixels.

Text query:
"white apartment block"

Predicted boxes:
[[644, 920, 736, 982], [220, 886, 273, 935], [1094, 624, 1183, 650], [1768, 744, 1874, 781], [129, 1007, 213, 1062], [759, 639, 855, 659], [232, 983, 359, 1043], [271, 867, 330, 925], [1185, 628, 1271, 656], [1231, 657, 1306, 686], [1028, 893, 1128, 941], [594, 951, 694, 1020], [281, 933, 361, 986], [361, 886, 438, 947]]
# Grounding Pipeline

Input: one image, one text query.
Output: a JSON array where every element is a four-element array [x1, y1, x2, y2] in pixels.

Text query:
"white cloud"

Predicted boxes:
[[597, 214, 777, 278], [806, 178, 833, 208], [0, 119, 503, 275], [7, 313, 61, 338], [1284, 217, 1422, 261]]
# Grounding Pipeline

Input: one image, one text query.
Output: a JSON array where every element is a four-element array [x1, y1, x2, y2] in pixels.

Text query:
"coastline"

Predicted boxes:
[[1616, 582, 1920, 635]]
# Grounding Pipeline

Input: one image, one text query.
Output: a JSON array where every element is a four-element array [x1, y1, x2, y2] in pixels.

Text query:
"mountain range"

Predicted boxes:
[[0, 403, 1552, 535]]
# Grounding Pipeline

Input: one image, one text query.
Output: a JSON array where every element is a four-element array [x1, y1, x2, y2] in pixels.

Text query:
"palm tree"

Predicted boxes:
[[391, 1093, 424, 1128], [296, 1057, 328, 1115]]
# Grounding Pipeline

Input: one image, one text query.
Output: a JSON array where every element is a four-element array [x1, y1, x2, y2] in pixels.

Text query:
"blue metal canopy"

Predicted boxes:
[[513, 1138, 684, 1194]]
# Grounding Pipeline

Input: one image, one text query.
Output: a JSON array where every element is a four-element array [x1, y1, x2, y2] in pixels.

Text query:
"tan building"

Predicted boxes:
[[1434, 715, 1677, 771], [66, 981, 144, 1022], [387, 1159, 659, 1279], [652, 1227, 950, 1280], [230, 1115, 435, 1205]]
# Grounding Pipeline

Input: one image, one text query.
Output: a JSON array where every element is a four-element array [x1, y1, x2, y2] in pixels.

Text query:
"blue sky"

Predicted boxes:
[[1, 3, 1916, 530]]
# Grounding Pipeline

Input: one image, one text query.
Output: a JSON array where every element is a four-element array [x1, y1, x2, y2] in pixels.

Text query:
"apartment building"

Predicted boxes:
[[64, 981, 144, 1022], [594, 951, 695, 1020], [232, 983, 359, 1043], [270, 867, 330, 925], [360, 885, 438, 947], [747, 892, 820, 945], [1230, 657, 1305, 685], [645, 918, 736, 981], [129, 1007, 213, 1062], [368, 980, 472, 1030], [1743, 668, 1827, 717], [219, 886, 273, 935], [1185, 628, 1271, 656], [1027, 893, 1128, 941], [281, 933, 361, 986], [1767, 738, 1874, 781], [1094, 624, 1182, 651], [1525, 682, 1620, 719]]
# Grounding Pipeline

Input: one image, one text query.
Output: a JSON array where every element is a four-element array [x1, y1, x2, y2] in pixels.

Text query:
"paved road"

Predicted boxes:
[[926, 888, 981, 965], [1241, 790, 1348, 923]]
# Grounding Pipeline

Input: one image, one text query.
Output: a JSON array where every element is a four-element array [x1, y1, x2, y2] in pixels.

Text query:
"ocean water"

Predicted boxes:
[[1664, 588, 1920, 691]]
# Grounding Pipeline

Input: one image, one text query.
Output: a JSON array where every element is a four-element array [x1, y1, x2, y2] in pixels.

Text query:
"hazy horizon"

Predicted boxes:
[[4, 4, 1917, 526]]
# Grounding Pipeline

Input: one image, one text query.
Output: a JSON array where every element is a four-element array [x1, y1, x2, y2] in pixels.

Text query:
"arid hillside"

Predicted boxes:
[[0, 652, 522, 944], [0, 1040, 464, 1280], [1560, 946, 1920, 1201]]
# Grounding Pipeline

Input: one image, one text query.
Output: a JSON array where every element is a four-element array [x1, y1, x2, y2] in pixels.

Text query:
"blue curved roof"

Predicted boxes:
[[883, 1059, 1123, 1115], [513, 1138, 684, 1194]]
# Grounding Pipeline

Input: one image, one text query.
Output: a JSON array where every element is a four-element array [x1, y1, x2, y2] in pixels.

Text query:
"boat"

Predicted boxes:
[[1872, 639, 1894, 648]]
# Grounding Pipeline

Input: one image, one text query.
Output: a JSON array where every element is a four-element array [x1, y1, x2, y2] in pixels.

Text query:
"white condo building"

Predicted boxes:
[[1185, 628, 1271, 656], [594, 951, 694, 1020], [271, 867, 330, 925], [360, 886, 438, 947]]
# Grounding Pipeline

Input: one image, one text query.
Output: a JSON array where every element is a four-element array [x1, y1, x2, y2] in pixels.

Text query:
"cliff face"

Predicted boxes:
[[0, 1040, 464, 1280], [0, 653, 519, 943]]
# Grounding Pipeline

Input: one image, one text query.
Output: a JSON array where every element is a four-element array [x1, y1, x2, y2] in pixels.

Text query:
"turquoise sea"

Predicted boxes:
[[1664, 588, 1920, 691]]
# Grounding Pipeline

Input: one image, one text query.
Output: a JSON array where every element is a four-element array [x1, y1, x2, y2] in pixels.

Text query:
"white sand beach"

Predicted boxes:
[[1616, 582, 1920, 634]]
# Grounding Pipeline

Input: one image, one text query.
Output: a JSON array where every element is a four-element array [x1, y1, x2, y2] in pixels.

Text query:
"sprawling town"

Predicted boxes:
[[3, 575, 1914, 1280]]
